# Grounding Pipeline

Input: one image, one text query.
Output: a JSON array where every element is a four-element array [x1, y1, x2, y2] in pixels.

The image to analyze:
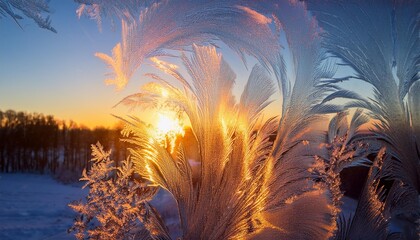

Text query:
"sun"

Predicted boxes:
[[157, 114, 177, 134], [154, 112, 185, 153]]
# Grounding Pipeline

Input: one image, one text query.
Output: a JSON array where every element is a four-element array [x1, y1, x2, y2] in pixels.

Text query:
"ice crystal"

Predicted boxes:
[[71, 0, 420, 239], [89, 0, 282, 90], [308, 1, 420, 234], [0, 0, 56, 32], [69, 142, 169, 239], [118, 45, 277, 239]]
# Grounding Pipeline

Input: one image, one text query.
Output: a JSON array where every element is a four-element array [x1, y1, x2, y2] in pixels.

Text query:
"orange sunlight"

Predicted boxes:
[[154, 112, 185, 153]]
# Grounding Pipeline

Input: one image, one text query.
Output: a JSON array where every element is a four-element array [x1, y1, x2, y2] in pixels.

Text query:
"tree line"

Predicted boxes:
[[0, 110, 129, 182]]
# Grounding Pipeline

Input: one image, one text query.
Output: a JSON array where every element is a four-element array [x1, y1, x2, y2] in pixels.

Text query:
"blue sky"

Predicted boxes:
[[0, 0, 139, 128]]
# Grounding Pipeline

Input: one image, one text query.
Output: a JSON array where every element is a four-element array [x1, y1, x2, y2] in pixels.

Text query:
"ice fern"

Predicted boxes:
[[312, 110, 397, 239], [118, 45, 277, 239], [0, 0, 56, 32], [335, 148, 392, 240], [87, 0, 282, 90], [71, 0, 420, 239], [308, 1, 420, 237], [69, 142, 169, 240], [75, 0, 149, 31]]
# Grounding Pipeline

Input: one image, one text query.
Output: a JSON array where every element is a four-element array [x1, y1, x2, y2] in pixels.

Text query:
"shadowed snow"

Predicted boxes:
[[0, 174, 87, 240]]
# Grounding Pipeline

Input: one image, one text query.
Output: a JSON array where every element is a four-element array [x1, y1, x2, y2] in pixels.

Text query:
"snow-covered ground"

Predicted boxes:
[[0, 174, 87, 240]]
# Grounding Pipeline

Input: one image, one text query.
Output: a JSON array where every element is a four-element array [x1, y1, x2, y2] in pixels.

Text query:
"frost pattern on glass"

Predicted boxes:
[[409, 82, 420, 140], [69, 142, 169, 239], [90, 0, 282, 90], [71, 0, 420, 239], [118, 45, 279, 239], [308, 2, 420, 237], [0, 0, 56, 32]]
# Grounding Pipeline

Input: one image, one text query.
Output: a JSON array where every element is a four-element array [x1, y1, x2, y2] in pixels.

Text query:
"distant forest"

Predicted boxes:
[[0, 110, 129, 182]]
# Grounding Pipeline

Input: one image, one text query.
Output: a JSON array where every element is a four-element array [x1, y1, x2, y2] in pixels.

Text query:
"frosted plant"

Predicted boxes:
[[69, 142, 169, 239], [307, 0, 420, 234], [0, 0, 56, 32]]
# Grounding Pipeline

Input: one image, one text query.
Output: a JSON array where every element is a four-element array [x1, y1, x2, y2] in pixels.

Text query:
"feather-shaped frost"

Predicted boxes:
[[409, 82, 420, 141], [337, 149, 391, 239], [311, 110, 385, 238], [74, 0, 420, 238], [308, 0, 420, 229], [0, 0, 56, 32], [90, 0, 283, 90], [75, 0, 150, 29], [234, 1, 343, 239], [120, 45, 278, 239]]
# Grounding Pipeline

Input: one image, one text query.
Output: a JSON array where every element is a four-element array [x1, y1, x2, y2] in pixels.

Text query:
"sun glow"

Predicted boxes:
[[154, 112, 185, 153], [157, 114, 180, 134]]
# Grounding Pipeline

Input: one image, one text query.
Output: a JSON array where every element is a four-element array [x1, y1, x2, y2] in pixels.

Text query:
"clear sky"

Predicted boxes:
[[0, 0, 268, 129], [0, 0, 127, 128]]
